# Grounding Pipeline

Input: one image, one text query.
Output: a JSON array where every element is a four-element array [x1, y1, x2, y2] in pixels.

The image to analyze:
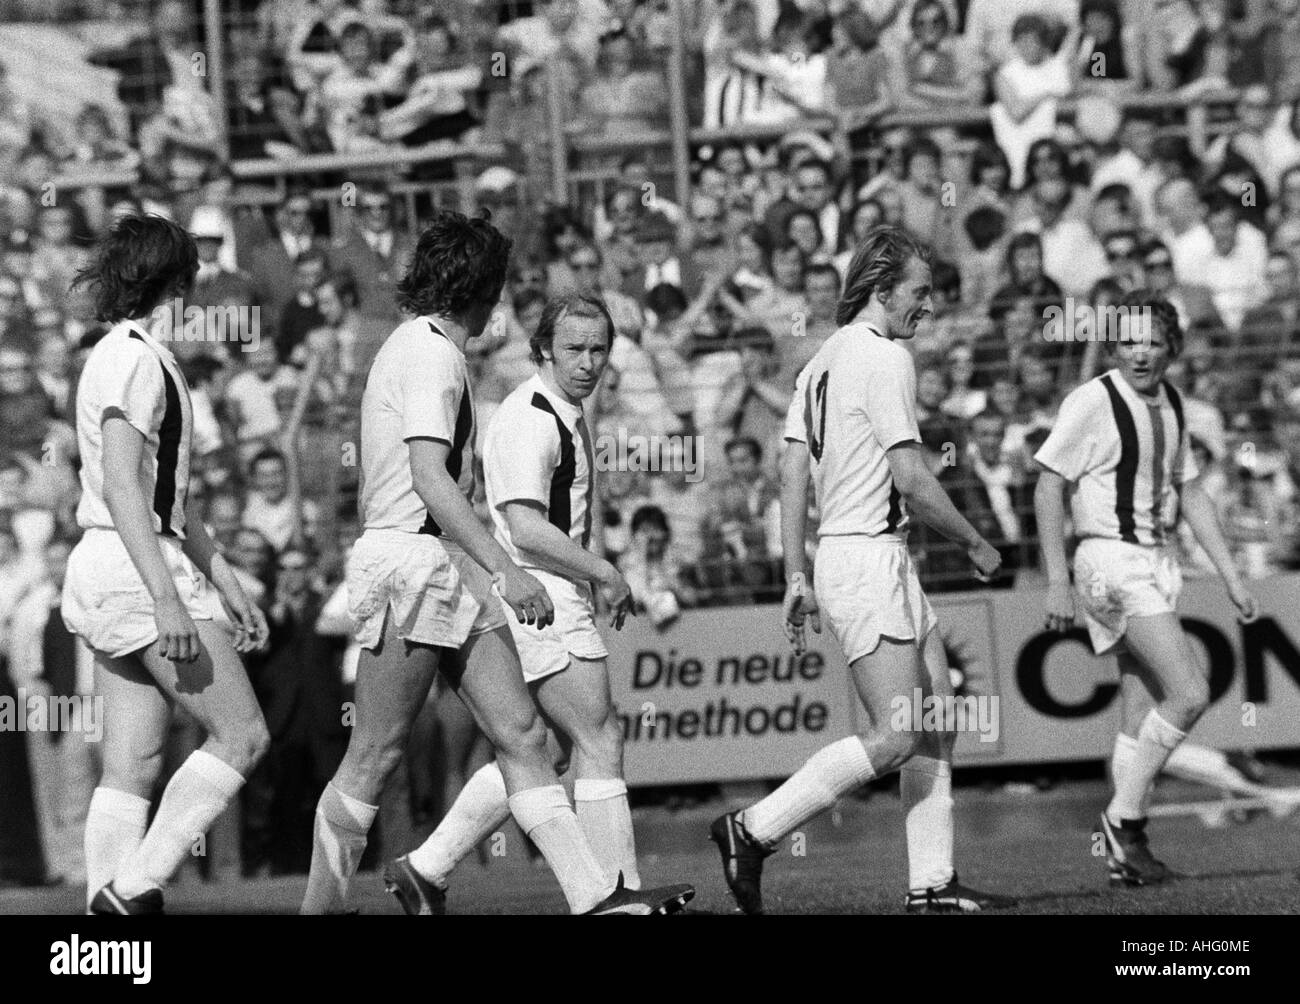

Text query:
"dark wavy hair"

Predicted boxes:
[[72, 214, 198, 323], [1109, 289, 1183, 359], [529, 293, 615, 366], [397, 209, 512, 318], [836, 225, 932, 326]]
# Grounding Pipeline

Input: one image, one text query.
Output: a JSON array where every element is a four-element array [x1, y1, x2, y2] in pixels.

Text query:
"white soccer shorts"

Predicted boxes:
[[501, 567, 608, 684], [813, 534, 938, 664], [1072, 537, 1183, 655], [347, 529, 507, 651], [61, 528, 213, 659]]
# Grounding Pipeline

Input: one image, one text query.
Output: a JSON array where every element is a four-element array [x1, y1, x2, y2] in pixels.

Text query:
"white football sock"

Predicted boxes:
[[113, 751, 244, 899], [408, 761, 510, 887], [1108, 710, 1186, 824], [300, 781, 378, 915], [742, 736, 875, 847], [901, 756, 955, 891], [508, 785, 611, 914], [1165, 742, 1261, 797], [575, 777, 640, 890], [84, 787, 150, 910], [1110, 732, 1147, 813]]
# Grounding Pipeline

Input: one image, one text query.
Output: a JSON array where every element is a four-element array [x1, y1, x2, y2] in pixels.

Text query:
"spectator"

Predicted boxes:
[[379, 13, 483, 146], [331, 187, 409, 329], [619, 504, 699, 626], [246, 190, 332, 335], [224, 341, 294, 466], [310, 21, 413, 153], [242, 448, 315, 554], [991, 15, 1079, 189], [826, 7, 894, 134], [578, 28, 668, 139], [895, 0, 980, 110], [700, 436, 781, 603]]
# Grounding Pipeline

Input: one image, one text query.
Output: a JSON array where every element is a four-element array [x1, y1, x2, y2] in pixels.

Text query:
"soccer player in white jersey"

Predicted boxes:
[[301, 211, 690, 915], [1034, 292, 1260, 886], [382, 293, 694, 914], [61, 215, 270, 914], [710, 227, 1016, 914]]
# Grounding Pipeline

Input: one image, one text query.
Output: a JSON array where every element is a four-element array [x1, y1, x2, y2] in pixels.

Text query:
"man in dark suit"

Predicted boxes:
[[244, 190, 332, 338], [242, 546, 347, 875], [330, 187, 410, 327]]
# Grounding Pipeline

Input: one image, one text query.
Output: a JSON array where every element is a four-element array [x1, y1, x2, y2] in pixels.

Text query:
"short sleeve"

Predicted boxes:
[[92, 339, 164, 437], [783, 364, 811, 444], [399, 337, 463, 443], [859, 344, 920, 451], [486, 404, 559, 508], [1034, 386, 1098, 482]]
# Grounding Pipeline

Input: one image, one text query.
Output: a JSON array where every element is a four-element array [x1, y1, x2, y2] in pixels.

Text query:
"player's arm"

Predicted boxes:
[[181, 497, 268, 653], [1180, 479, 1260, 622], [779, 437, 821, 651], [885, 441, 1000, 578], [101, 415, 201, 662], [502, 500, 633, 629], [408, 437, 553, 626], [1033, 466, 1077, 632]]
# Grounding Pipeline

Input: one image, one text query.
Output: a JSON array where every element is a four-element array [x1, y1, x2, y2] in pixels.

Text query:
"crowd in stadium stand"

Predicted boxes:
[[4, 0, 1300, 883]]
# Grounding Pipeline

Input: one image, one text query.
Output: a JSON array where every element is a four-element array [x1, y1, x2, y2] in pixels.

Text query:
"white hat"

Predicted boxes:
[[475, 166, 520, 194], [189, 205, 226, 240]]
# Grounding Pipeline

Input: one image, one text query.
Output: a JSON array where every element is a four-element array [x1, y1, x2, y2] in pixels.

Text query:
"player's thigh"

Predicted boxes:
[[920, 628, 954, 701], [532, 656, 615, 740], [849, 636, 928, 733], [1121, 612, 1203, 701], [135, 620, 264, 748], [95, 650, 171, 795], [348, 613, 443, 753], [447, 625, 542, 752]]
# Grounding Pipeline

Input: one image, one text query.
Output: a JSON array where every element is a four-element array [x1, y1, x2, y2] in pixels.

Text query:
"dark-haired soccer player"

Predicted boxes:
[[62, 215, 270, 914], [384, 293, 693, 913], [302, 211, 691, 915], [711, 226, 1015, 914], [1034, 292, 1260, 886]]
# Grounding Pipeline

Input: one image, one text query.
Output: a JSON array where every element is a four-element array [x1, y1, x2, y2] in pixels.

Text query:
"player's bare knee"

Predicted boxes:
[[105, 749, 163, 797], [868, 727, 918, 773], [209, 713, 270, 774], [496, 708, 550, 763], [1173, 676, 1210, 721]]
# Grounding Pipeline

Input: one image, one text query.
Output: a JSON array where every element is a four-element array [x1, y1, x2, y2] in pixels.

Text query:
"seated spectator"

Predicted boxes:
[[619, 504, 699, 627], [578, 28, 668, 139], [731, 7, 829, 125], [990, 231, 1063, 321], [224, 341, 294, 465], [702, 0, 764, 129], [991, 15, 1078, 189], [744, 240, 808, 340], [700, 437, 781, 603], [895, 0, 980, 110], [277, 251, 330, 363], [380, 14, 483, 146], [959, 408, 1030, 578], [714, 325, 790, 470], [942, 340, 988, 420], [1075, 0, 1141, 91], [65, 103, 138, 170], [826, 8, 894, 134], [309, 21, 412, 153], [242, 448, 316, 554], [190, 206, 256, 319]]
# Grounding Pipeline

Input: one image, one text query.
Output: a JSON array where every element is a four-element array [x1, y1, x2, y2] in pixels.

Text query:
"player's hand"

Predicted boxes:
[[597, 564, 635, 630], [1044, 580, 1076, 633], [495, 566, 555, 629], [225, 593, 270, 654], [155, 596, 201, 663], [782, 572, 821, 655], [1227, 579, 1260, 624], [967, 539, 1002, 582]]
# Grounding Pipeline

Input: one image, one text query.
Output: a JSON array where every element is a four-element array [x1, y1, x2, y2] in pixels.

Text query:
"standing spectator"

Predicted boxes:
[[331, 187, 409, 329], [245, 191, 332, 336], [895, 0, 981, 110], [990, 15, 1079, 189], [578, 28, 668, 138]]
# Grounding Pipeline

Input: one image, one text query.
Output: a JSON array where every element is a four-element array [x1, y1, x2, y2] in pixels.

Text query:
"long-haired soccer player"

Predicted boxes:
[[301, 212, 691, 915], [62, 215, 270, 914], [383, 293, 693, 913], [1034, 292, 1260, 886], [710, 227, 1017, 914]]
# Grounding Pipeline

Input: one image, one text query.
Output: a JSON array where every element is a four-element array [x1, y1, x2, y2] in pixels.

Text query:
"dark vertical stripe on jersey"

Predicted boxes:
[[128, 331, 182, 536], [1148, 400, 1167, 545], [530, 393, 577, 538], [1100, 374, 1140, 544], [1163, 380, 1186, 530], [575, 415, 594, 548], [885, 480, 903, 533], [419, 320, 473, 538]]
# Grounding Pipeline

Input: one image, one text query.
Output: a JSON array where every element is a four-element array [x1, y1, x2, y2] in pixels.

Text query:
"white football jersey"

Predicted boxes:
[[783, 321, 920, 538], [1034, 369, 1197, 546], [484, 373, 594, 574], [74, 319, 193, 538], [358, 317, 476, 534]]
